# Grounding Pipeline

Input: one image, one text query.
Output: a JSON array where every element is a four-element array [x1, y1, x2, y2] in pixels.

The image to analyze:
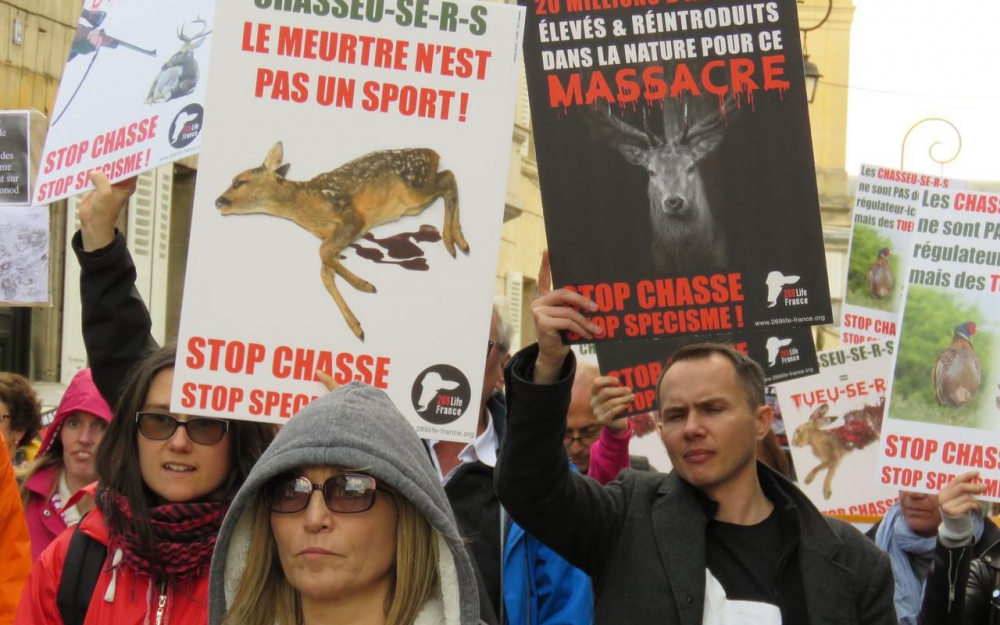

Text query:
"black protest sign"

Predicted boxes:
[[524, 0, 832, 342], [595, 326, 818, 418], [0, 112, 30, 205]]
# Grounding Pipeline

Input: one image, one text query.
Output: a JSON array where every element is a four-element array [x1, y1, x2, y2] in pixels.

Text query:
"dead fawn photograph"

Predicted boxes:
[[215, 141, 469, 341], [890, 285, 996, 429]]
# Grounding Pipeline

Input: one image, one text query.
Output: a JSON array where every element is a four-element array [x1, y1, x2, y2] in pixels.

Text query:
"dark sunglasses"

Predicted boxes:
[[264, 473, 378, 514], [135, 412, 230, 445]]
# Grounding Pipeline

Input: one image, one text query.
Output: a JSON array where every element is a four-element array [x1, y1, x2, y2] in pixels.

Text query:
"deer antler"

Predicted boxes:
[[179, 17, 211, 43], [683, 95, 739, 144], [591, 101, 659, 147], [640, 108, 662, 147]]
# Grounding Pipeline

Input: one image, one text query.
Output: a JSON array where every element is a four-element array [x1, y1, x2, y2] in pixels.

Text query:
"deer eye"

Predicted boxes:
[[232, 180, 245, 189], [686, 164, 696, 174]]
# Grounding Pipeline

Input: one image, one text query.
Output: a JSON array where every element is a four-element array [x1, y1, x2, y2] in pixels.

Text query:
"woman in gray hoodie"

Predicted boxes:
[[208, 382, 487, 625]]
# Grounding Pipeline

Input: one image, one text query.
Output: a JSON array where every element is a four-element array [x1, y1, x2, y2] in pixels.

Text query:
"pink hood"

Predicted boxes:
[[38, 369, 113, 456]]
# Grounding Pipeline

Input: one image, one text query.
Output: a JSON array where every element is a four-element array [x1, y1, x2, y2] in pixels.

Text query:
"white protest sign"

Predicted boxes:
[[172, 0, 524, 441], [880, 188, 1000, 499], [774, 341, 898, 515], [34, 0, 214, 204], [841, 164, 966, 344]]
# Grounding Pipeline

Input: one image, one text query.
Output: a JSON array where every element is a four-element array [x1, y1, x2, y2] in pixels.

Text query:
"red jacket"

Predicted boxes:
[[22, 466, 69, 562], [15, 492, 210, 625]]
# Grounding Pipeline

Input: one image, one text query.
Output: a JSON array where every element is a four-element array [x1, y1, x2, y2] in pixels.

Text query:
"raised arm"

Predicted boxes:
[[587, 375, 634, 485], [919, 471, 991, 624], [495, 252, 627, 575], [71, 172, 158, 408]]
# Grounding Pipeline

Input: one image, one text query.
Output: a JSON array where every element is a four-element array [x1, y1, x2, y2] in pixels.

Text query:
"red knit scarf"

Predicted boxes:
[[106, 492, 224, 581]]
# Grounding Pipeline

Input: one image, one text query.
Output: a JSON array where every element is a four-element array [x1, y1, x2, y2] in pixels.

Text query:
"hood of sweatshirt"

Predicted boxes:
[[38, 368, 113, 456], [207, 382, 480, 625]]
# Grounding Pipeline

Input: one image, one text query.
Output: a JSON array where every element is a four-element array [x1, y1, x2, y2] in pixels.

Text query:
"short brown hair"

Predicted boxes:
[[656, 343, 766, 411], [0, 372, 42, 448]]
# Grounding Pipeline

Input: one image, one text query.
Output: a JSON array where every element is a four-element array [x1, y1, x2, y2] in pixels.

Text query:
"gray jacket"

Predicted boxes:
[[208, 382, 483, 625], [496, 345, 897, 625]]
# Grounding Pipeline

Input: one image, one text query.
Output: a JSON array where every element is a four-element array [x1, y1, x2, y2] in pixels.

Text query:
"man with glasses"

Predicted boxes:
[[426, 303, 593, 625], [566, 362, 653, 478]]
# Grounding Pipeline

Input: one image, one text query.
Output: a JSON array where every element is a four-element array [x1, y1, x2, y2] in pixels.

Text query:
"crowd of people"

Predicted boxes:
[[1, 171, 999, 625]]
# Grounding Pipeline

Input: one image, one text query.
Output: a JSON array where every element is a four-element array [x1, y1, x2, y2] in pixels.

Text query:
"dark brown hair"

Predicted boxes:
[[656, 343, 766, 412], [96, 344, 277, 547], [0, 372, 42, 449]]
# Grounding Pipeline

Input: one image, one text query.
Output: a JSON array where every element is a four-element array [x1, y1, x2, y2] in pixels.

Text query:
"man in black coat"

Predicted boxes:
[[494, 256, 896, 625]]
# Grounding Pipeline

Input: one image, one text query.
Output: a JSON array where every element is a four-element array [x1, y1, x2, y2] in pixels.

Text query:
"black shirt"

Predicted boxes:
[[706, 507, 783, 616]]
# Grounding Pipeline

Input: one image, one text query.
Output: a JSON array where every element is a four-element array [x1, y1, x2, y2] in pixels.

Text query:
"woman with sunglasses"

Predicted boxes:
[[16, 345, 275, 625], [209, 383, 488, 625]]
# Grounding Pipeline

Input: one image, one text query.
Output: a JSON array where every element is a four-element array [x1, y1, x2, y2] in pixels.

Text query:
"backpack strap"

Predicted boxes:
[[57, 520, 107, 625]]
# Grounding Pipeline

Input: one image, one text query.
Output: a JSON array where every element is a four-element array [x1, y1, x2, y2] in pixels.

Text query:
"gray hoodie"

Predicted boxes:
[[208, 383, 482, 625]]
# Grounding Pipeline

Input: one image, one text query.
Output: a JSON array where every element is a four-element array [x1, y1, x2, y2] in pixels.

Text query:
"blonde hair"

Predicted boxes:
[[224, 483, 440, 625]]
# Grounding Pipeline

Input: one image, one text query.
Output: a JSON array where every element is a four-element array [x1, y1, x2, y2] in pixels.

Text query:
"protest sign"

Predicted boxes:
[[841, 164, 964, 345], [773, 341, 897, 515], [171, 0, 524, 441], [879, 188, 1000, 499], [522, 0, 832, 343], [0, 112, 32, 205], [595, 326, 818, 418], [34, 0, 214, 205], [0, 207, 49, 305]]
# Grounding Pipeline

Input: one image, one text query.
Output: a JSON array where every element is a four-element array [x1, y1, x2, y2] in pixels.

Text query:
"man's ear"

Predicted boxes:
[[754, 404, 773, 441]]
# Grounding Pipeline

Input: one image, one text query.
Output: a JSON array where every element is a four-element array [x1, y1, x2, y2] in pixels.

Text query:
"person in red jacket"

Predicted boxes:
[[1, 432, 32, 625], [20, 368, 113, 560], [16, 172, 275, 625]]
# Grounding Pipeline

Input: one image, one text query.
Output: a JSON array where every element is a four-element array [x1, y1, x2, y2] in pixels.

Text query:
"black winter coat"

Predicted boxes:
[[921, 517, 1000, 625]]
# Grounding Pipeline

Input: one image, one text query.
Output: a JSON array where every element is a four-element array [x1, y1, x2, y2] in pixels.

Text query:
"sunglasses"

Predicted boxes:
[[264, 473, 378, 514], [135, 412, 230, 445]]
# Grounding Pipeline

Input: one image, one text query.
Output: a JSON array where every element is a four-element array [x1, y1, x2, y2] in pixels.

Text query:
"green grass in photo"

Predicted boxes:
[[846, 224, 902, 313]]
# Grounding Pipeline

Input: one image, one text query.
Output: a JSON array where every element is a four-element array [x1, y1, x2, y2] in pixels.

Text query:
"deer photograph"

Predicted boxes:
[[588, 96, 739, 275], [791, 399, 885, 500], [146, 18, 211, 104], [215, 141, 468, 340]]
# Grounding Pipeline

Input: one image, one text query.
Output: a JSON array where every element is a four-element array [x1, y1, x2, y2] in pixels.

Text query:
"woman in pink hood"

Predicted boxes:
[[19, 368, 113, 560]]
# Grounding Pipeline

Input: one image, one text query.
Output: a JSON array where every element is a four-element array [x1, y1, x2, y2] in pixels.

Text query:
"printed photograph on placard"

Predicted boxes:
[[890, 285, 996, 430], [0, 207, 50, 305]]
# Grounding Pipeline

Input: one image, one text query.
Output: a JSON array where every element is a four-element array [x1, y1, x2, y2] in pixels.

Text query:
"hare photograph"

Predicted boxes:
[[889, 285, 996, 430]]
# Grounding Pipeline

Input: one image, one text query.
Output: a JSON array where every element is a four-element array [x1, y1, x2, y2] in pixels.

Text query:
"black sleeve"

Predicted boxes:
[[919, 520, 999, 625], [494, 343, 627, 577], [72, 230, 159, 409]]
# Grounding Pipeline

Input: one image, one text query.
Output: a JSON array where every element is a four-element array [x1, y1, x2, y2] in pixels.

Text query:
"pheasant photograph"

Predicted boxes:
[[866, 247, 893, 299], [932, 321, 981, 407]]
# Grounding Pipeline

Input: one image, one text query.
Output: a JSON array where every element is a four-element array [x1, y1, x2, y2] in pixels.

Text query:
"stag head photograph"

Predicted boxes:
[[146, 17, 211, 104], [585, 97, 740, 275], [215, 141, 468, 341]]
